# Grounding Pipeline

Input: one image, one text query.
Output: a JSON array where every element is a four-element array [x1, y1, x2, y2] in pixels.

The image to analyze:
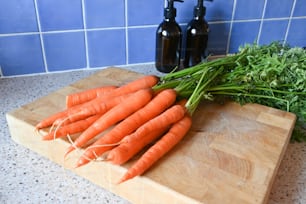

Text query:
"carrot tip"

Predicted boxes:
[[64, 146, 75, 158], [35, 124, 42, 129], [116, 178, 125, 185], [116, 173, 133, 184], [75, 158, 89, 168]]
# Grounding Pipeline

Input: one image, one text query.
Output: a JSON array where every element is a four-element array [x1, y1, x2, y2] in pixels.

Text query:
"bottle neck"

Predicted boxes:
[[193, 15, 204, 21], [194, 15, 202, 20], [164, 17, 176, 22]]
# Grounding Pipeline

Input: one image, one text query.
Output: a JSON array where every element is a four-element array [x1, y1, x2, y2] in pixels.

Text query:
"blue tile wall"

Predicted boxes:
[[229, 21, 261, 53], [259, 20, 289, 45], [43, 31, 86, 71], [87, 29, 126, 67], [38, 0, 84, 31], [234, 0, 265, 20], [128, 27, 156, 64], [85, 0, 125, 28], [287, 18, 306, 47], [0, 0, 38, 34], [128, 0, 164, 26], [0, 0, 306, 76], [0, 35, 44, 76], [264, 0, 293, 18], [205, 0, 234, 21]]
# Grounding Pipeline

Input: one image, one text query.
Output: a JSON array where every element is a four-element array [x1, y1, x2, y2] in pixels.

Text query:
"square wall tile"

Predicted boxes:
[[0, 0, 38, 34], [286, 18, 306, 47], [128, 0, 163, 26], [207, 22, 230, 55], [85, 0, 125, 29], [264, 0, 293, 18], [234, 0, 265, 20], [293, 0, 306, 17], [87, 29, 126, 67], [128, 27, 156, 64], [37, 0, 83, 31], [175, 0, 194, 23], [43, 31, 86, 71], [229, 21, 261, 53], [259, 20, 288, 45], [0, 35, 44, 76], [206, 0, 234, 22]]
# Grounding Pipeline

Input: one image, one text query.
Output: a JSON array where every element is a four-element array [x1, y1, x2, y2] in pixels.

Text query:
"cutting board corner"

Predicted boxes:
[[6, 68, 296, 204]]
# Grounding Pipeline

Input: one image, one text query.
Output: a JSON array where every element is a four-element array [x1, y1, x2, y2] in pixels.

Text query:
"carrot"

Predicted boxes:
[[120, 102, 187, 145], [66, 85, 117, 108], [35, 75, 159, 130], [41, 114, 101, 140], [106, 127, 168, 165], [35, 92, 130, 130], [118, 114, 192, 184], [65, 88, 154, 156], [95, 75, 158, 102], [56, 93, 133, 126], [76, 89, 177, 167], [35, 103, 83, 130], [104, 101, 186, 166]]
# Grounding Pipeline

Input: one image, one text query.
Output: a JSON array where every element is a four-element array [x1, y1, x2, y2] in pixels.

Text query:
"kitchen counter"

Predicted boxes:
[[1, 65, 305, 204]]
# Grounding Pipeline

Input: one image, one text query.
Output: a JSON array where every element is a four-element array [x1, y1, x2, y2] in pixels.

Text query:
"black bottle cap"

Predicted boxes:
[[194, 0, 205, 17], [194, 0, 213, 18], [164, 0, 184, 19]]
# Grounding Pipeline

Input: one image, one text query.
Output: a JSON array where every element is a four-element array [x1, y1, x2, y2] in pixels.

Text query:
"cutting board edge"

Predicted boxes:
[[5, 67, 296, 204], [262, 113, 296, 204], [6, 110, 202, 204]]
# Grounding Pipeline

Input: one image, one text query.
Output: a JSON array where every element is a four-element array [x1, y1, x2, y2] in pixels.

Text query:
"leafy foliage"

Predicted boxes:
[[155, 41, 306, 142]]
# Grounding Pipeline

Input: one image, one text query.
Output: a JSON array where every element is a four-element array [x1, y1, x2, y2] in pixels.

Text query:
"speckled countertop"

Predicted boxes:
[[1, 65, 305, 204]]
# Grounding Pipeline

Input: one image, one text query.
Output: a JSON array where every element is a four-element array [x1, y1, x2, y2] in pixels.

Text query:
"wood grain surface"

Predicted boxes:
[[6, 67, 296, 204]]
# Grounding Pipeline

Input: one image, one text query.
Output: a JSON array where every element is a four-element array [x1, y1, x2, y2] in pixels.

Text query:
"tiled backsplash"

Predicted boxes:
[[0, 0, 305, 76]]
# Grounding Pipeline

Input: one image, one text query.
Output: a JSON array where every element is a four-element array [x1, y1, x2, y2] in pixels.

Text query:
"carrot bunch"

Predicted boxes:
[[35, 74, 195, 183], [35, 42, 306, 184]]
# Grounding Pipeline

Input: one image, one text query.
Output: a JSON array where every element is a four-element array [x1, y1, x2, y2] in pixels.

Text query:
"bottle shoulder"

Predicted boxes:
[[187, 19, 208, 28], [158, 21, 181, 30], [157, 20, 182, 32], [186, 19, 209, 34]]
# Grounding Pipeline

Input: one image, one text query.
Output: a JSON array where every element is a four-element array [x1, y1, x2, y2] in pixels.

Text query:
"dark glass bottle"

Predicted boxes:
[[184, 0, 209, 68], [155, 0, 183, 73]]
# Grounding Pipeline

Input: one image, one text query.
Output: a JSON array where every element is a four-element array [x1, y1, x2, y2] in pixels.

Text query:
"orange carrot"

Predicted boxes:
[[35, 75, 159, 130], [41, 114, 101, 140], [105, 101, 186, 166], [35, 93, 130, 130], [65, 88, 154, 156], [118, 114, 192, 183], [120, 102, 187, 145], [93, 75, 158, 103], [66, 85, 117, 107], [56, 93, 133, 126], [76, 89, 177, 167], [35, 103, 83, 130], [106, 127, 168, 165]]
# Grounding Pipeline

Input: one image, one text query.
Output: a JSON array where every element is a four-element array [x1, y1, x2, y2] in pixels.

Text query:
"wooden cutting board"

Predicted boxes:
[[6, 67, 296, 204]]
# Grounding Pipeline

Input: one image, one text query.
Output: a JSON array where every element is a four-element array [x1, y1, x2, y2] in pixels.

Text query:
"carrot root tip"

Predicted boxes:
[[64, 146, 75, 158], [34, 128, 44, 137]]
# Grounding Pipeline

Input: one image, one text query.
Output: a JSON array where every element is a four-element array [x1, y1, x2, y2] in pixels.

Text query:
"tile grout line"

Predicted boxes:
[[0, 62, 155, 79], [33, 0, 49, 73], [81, 0, 90, 69], [125, 0, 129, 65], [1, 16, 306, 38], [226, 0, 237, 53], [283, 0, 297, 45], [257, 0, 268, 44]]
